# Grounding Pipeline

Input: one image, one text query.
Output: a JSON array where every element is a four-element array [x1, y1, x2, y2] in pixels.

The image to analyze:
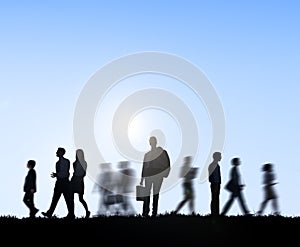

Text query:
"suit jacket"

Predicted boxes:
[[142, 147, 170, 178], [229, 166, 241, 194], [24, 169, 37, 193]]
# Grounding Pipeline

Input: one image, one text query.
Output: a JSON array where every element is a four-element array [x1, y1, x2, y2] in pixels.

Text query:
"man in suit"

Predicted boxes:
[[42, 147, 75, 219], [221, 157, 251, 216], [208, 152, 222, 216], [140, 136, 170, 217]]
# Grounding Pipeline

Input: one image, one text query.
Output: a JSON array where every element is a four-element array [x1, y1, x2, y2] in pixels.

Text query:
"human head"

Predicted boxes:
[[183, 156, 192, 165], [118, 161, 129, 169], [76, 149, 85, 161], [213, 152, 222, 162], [27, 160, 36, 169], [262, 163, 272, 172], [149, 136, 157, 148], [231, 157, 240, 166], [56, 147, 66, 158]]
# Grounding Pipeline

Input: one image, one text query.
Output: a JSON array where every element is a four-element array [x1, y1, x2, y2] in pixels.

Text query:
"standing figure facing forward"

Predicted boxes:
[[140, 136, 171, 217]]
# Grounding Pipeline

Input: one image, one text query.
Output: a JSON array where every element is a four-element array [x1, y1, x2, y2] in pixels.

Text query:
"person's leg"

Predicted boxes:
[[23, 192, 34, 216], [237, 192, 250, 215], [211, 183, 220, 216], [152, 177, 164, 216], [221, 194, 235, 215], [142, 178, 152, 216], [272, 198, 279, 215], [47, 182, 62, 216], [78, 193, 90, 217], [63, 181, 74, 218], [175, 197, 188, 213], [188, 193, 195, 214], [257, 198, 268, 215]]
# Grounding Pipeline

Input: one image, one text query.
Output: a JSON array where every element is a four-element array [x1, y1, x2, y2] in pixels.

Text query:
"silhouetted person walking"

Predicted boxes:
[[70, 149, 90, 218], [140, 136, 170, 217], [221, 157, 251, 216], [208, 152, 222, 216], [42, 147, 75, 219], [23, 160, 39, 218], [117, 161, 136, 215], [257, 163, 280, 216], [174, 156, 198, 214]]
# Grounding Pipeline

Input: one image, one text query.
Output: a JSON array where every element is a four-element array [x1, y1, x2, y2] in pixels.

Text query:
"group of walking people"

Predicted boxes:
[[207, 152, 280, 216], [23, 147, 90, 219], [23, 136, 280, 219], [172, 151, 280, 217]]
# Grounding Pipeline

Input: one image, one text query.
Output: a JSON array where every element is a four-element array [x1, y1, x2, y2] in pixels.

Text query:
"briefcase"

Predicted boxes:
[[136, 185, 147, 201]]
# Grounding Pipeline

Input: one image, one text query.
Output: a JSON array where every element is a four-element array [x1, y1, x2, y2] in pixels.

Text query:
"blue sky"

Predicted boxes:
[[1, 0, 300, 217]]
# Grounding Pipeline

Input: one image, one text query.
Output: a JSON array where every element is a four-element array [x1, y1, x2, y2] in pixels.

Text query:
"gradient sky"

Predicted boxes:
[[1, 0, 300, 218]]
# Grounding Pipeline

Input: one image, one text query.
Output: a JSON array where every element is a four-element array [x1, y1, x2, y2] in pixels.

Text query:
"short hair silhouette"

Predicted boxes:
[[149, 136, 157, 146], [262, 163, 272, 172], [213, 152, 221, 161], [57, 147, 66, 156], [27, 160, 36, 168], [231, 157, 240, 165]]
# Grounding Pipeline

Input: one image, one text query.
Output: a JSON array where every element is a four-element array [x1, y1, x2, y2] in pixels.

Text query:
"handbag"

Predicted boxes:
[[136, 185, 147, 201], [225, 179, 234, 192]]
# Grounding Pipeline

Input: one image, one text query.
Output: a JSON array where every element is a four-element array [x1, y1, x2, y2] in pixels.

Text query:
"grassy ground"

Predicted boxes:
[[1, 214, 299, 245]]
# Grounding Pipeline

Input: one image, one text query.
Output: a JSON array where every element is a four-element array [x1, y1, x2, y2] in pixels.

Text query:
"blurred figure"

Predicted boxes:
[[117, 161, 136, 215], [42, 147, 75, 219], [140, 136, 171, 217], [257, 163, 280, 216], [221, 157, 251, 216], [93, 162, 119, 216], [23, 160, 39, 218], [70, 149, 90, 218], [174, 156, 198, 214], [208, 152, 222, 216]]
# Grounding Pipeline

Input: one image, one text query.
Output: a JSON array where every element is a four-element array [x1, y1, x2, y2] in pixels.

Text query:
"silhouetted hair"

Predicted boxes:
[[213, 152, 221, 160], [149, 136, 157, 143], [231, 157, 240, 166], [262, 163, 272, 172], [57, 147, 66, 156], [76, 149, 85, 161], [27, 160, 36, 168]]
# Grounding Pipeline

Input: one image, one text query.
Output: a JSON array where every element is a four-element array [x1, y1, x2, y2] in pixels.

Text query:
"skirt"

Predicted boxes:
[[70, 176, 85, 194]]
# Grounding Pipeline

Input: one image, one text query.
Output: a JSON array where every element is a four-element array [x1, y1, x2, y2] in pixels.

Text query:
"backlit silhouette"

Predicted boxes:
[[70, 149, 90, 218], [140, 136, 170, 217], [257, 163, 280, 216], [208, 152, 222, 216], [42, 147, 75, 219], [23, 160, 39, 218], [174, 156, 198, 214], [221, 157, 251, 216], [116, 161, 136, 215]]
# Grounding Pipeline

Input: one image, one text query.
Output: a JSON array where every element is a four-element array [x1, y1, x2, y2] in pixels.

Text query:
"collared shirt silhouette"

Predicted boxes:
[[208, 152, 222, 216], [140, 136, 170, 217], [23, 160, 39, 218], [42, 147, 75, 219], [70, 149, 90, 218], [257, 163, 280, 216], [221, 157, 251, 216]]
